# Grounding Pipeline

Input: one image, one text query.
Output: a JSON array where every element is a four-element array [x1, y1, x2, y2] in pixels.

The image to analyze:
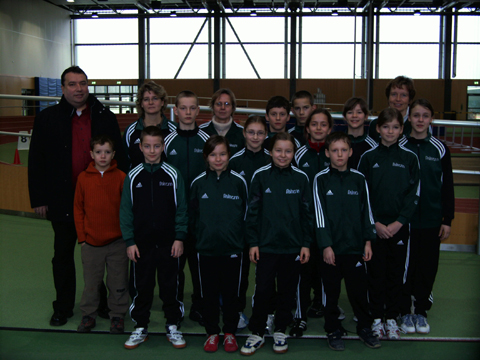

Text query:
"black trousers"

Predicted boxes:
[[403, 227, 441, 317], [198, 253, 243, 335], [294, 242, 322, 320], [130, 245, 184, 328], [180, 232, 202, 313], [248, 252, 301, 336], [320, 254, 372, 333], [51, 221, 78, 314], [368, 225, 410, 320]]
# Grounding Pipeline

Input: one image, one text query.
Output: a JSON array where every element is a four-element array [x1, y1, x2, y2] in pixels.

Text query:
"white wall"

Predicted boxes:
[[0, 0, 71, 78]]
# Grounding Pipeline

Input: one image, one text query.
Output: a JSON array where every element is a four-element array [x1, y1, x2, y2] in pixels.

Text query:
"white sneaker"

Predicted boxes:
[[415, 314, 430, 334], [371, 318, 385, 339], [265, 314, 275, 335], [273, 332, 288, 354], [399, 314, 416, 334], [124, 327, 148, 349], [385, 319, 401, 340], [166, 324, 186, 348], [240, 334, 265, 355], [338, 306, 346, 320], [237, 312, 249, 330]]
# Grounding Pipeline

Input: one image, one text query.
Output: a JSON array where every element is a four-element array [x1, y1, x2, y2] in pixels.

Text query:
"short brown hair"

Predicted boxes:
[[325, 132, 351, 150], [203, 135, 230, 160], [342, 97, 368, 118], [385, 76, 416, 101], [269, 132, 297, 153], [377, 108, 404, 127], [90, 134, 114, 151], [210, 88, 236, 112], [175, 90, 198, 107], [291, 90, 314, 106], [140, 125, 164, 144], [304, 108, 333, 140], [136, 81, 168, 118]]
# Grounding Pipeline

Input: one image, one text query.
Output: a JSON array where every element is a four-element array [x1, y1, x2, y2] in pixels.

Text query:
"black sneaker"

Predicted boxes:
[[358, 328, 381, 349], [77, 316, 96, 333], [327, 329, 345, 351], [189, 310, 205, 326], [307, 302, 325, 318], [289, 318, 307, 337]]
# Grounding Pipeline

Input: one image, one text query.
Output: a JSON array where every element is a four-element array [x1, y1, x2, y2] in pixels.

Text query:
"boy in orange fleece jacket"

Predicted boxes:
[[74, 135, 128, 334]]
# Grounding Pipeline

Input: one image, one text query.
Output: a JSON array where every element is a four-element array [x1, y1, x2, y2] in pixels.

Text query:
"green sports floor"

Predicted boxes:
[[1, 214, 480, 360]]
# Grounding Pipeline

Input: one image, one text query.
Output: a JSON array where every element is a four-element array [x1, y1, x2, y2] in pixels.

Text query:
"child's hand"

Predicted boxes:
[[323, 247, 335, 266], [375, 222, 392, 239], [439, 225, 451, 241], [171, 240, 184, 258], [300, 247, 310, 264], [363, 241, 372, 262], [127, 245, 140, 263], [249, 247, 260, 264], [387, 221, 403, 236]]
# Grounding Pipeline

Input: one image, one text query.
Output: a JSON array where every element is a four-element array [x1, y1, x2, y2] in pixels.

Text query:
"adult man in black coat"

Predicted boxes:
[[28, 66, 127, 326]]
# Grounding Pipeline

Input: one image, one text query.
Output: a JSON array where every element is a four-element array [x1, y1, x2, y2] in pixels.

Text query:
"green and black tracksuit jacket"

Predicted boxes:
[[288, 123, 307, 146], [229, 147, 271, 187], [313, 167, 376, 254], [120, 161, 188, 250], [198, 119, 245, 155], [294, 142, 330, 186], [358, 141, 420, 226], [122, 116, 177, 170], [347, 131, 378, 170], [164, 126, 210, 196], [246, 163, 313, 253], [399, 134, 455, 228], [189, 168, 248, 256]]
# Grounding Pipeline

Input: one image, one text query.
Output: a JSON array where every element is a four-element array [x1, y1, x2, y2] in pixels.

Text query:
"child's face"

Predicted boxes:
[[139, 135, 164, 164], [306, 113, 332, 143], [266, 107, 290, 133], [409, 105, 433, 138], [90, 143, 115, 172], [388, 85, 410, 117], [213, 94, 233, 123], [174, 96, 199, 129], [207, 143, 229, 175], [292, 98, 316, 126], [377, 119, 403, 147], [244, 123, 267, 152], [325, 140, 352, 171], [141, 90, 164, 116], [271, 139, 294, 169], [345, 104, 367, 130]]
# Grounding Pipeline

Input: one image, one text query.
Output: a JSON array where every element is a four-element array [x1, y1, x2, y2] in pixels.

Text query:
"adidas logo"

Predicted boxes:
[[134, 138, 140, 144], [397, 240, 404, 245], [373, 163, 380, 168], [355, 261, 362, 268], [169, 149, 177, 156], [201, 193, 208, 199], [295, 255, 301, 262], [326, 190, 334, 195], [136, 182, 143, 188], [302, 162, 310, 167], [265, 188, 272, 194], [239, 170, 245, 176]]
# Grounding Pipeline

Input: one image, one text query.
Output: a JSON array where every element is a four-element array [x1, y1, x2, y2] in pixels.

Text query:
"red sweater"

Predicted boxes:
[[74, 160, 126, 246]]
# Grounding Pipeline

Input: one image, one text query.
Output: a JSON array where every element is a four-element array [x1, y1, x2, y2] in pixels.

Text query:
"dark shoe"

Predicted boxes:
[[97, 305, 110, 320], [50, 311, 72, 326], [307, 302, 325, 318], [77, 316, 96, 333], [358, 328, 381, 349], [289, 318, 307, 337], [327, 329, 345, 351], [110, 317, 124, 334], [189, 310, 205, 326]]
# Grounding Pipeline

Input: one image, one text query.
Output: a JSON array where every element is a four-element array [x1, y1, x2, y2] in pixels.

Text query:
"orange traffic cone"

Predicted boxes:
[[13, 148, 22, 165]]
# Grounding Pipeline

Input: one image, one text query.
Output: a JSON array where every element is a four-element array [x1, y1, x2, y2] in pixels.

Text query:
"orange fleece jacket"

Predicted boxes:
[[74, 160, 126, 246]]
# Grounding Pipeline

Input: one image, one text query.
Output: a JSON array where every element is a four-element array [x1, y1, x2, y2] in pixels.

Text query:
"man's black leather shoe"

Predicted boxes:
[[50, 311, 72, 326]]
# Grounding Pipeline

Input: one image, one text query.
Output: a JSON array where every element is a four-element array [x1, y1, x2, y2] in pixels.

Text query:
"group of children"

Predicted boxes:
[[72, 76, 454, 354]]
